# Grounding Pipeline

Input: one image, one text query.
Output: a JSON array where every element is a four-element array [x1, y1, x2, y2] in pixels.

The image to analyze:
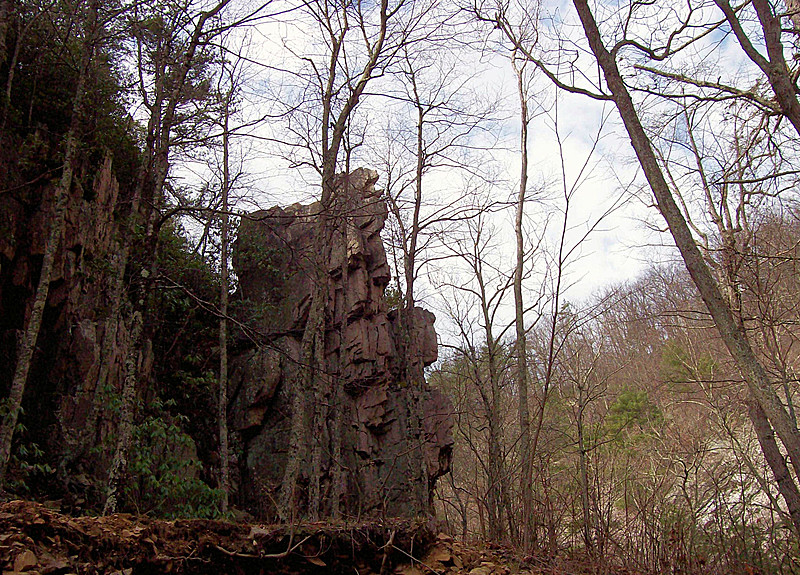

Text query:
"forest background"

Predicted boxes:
[[1, 0, 799, 574]]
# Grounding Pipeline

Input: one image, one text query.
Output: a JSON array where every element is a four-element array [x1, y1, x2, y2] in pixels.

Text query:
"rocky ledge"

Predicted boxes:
[[229, 168, 454, 520]]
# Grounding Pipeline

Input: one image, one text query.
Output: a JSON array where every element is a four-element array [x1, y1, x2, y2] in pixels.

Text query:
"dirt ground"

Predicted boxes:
[[0, 500, 590, 575]]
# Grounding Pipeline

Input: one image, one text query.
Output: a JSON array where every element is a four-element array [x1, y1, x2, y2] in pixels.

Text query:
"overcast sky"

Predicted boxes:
[[176, 0, 767, 343]]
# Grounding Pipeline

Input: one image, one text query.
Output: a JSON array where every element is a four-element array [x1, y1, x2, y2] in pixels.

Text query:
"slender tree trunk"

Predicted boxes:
[[331, 172, 358, 519], [102, 0, 232, 515], [331, 233, 349, 519], [309, 321, 326, 520], [683, 107, 800, 535], [1, 12, 24, 132], [572, 0, 800, 530], [398, 98, 425, 384], [576, 386, 592, 553], [218, 98, 231, 514], [103, 164, 165, 515], [476, 271, 507, 542], [278, 344, 310, 519], [79, 105, 158, 462], [279, 167, 333, 521], [512, 56, 533, 552], [102, 308, 142, 515], [0, 0, 96, 484], [89, 85, 161, 501]]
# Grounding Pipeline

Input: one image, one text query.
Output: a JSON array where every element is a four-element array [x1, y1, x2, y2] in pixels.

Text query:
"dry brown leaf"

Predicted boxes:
[[13, 549, 37, 572], [306, 556, 327, 567]]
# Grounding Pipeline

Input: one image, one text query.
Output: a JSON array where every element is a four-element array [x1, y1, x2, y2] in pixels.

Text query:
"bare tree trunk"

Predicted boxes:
[[102, 306, 143, 515], [681, 104, 800, 537], [78, 111, 156, 463], [576, 384, 592, 553], [218, 96, 231, 514], [278, 339, 311, 519], [512, 55, 533, 552], [572, 0, 800, 530], [331, 168, 358, 519], [748, 400, 800, 535], [475, 269, 508, 543], [398, 86, 425, 384], [0, 0, 10, 66], [89, 81, 162, 506], [1, 7, 27, 133], [713, 0, 800, 137], [0, 0, 97, 484], [279, 169, 332, 520], [103, 154, 166, 515]]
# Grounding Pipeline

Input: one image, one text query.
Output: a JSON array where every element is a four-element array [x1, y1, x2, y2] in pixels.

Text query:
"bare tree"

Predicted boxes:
[[489, 0, 800, 542], [511, 51, 534, 551], [436, 206, 515, 542], [103, 0, 238, 514], [276, 0, 421, 521], [484, 0, 800, 543], [213, 37, 248, 515], [575, 0, 800, 534]]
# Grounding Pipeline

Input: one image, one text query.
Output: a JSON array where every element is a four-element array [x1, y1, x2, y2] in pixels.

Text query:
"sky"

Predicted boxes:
[[250, 4, 659, 291], [175, 0, 780, 346]]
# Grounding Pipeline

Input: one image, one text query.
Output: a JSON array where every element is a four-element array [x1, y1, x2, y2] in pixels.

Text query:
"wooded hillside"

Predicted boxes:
[[1, 1, 799, 574]]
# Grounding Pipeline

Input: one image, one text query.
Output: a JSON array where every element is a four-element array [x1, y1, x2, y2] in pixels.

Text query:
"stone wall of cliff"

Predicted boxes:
[[0, 158, 453, 519], [230, 168, 453, 520], [0, 155, 132, 490]]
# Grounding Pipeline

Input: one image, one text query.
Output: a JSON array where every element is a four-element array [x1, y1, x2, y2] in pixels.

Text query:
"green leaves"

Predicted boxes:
[[124, 408, 223, 519], [605, 388, 663, 445], [660, 341, 717, 390]]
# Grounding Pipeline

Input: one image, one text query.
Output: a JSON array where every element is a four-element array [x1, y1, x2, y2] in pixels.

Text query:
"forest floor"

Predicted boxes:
[[0, 500, 601, 575]]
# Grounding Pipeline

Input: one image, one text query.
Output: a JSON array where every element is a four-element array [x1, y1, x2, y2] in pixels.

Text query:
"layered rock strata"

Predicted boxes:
[[231, 168, 453, 519]]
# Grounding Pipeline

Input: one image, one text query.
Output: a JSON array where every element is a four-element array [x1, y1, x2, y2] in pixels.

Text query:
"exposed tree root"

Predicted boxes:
[[0, 500, 436, 574]]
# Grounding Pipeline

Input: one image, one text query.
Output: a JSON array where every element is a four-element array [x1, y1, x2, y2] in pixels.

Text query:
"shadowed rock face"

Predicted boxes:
[[230, 168, 454, 520], [0, 156, 130, 472]]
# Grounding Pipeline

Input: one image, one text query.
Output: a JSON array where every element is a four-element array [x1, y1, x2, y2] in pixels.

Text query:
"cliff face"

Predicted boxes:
[[0, 156, 130, 476], [231, 168, 454, 519], [0, 158, 452, 519]]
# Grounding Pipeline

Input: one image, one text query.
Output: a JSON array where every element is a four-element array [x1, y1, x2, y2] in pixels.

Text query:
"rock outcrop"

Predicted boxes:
[[231, 168, 453, 520], [0, 155, 130, 473]]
